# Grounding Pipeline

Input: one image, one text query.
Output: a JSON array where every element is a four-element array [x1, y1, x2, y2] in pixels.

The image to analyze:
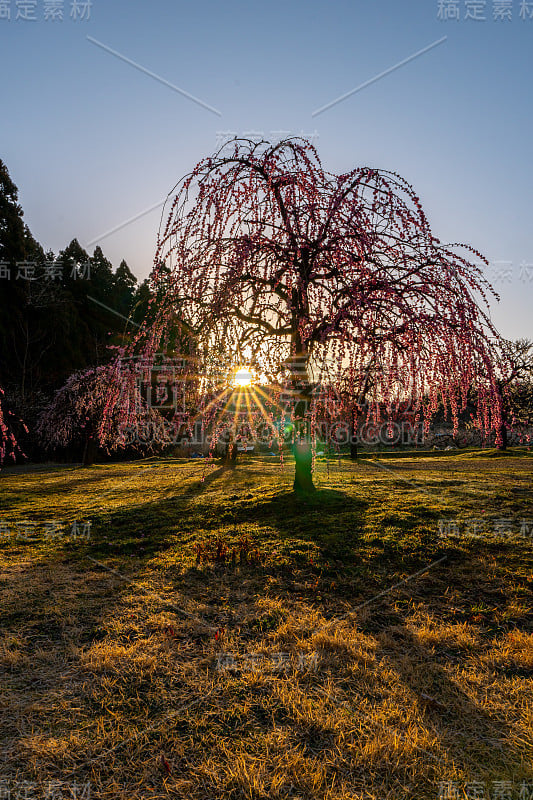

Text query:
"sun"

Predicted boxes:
[[232, 367, 253, 388]]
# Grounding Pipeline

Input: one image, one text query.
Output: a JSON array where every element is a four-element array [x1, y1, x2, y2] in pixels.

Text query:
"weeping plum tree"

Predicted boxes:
[[37, 365, 171, 465], [102, 138, 505, 492], [493, 338, 533, 450], [0, 387, 27, 467]]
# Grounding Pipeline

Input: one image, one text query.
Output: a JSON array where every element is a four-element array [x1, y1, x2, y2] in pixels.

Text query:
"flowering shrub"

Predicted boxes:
[[36, 364, 172, 458], [0, 387, 27, 467]]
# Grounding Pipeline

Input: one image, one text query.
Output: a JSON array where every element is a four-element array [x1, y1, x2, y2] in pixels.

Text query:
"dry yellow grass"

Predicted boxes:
[[0, 451, 532, 798]]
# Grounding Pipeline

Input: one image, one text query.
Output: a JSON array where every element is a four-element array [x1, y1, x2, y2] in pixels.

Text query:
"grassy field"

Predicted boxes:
[[0, 450, 532, 800]]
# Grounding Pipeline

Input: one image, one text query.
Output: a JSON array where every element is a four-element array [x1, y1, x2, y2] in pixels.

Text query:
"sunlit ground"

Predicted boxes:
[[0, 450, 532, 799]]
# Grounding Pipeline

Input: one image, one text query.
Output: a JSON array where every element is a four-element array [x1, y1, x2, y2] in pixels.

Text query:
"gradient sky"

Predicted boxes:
[[1, 0, 532, 340]]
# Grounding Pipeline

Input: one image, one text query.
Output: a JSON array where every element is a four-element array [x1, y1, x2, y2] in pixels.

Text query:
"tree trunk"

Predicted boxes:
[[497, 422, 508, 451], [223, 433, 238, 468], [350, 407, 358, 460], [350, 366, 374, 460], [288, 301, 316, 493], [496, 383, 508, 451], [293, 440, 315, 493], [82, 434, 98, 466]]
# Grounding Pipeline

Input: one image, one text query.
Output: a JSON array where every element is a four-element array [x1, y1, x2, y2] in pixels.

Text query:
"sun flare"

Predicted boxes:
[[232, 367, 253, 388]]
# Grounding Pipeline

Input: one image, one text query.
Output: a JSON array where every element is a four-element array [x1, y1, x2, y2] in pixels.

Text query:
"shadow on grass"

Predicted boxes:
[[1, 461, 532, 789], [365, 609, 532, 778], [81, 483, 370, 565]]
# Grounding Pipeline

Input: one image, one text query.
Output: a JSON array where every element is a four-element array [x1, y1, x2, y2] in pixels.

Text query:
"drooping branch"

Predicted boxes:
[[100, 137, 506, 466]]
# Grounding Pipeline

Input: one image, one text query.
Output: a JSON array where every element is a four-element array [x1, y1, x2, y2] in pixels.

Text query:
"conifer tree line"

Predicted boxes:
[[0, 158, 152, 461]]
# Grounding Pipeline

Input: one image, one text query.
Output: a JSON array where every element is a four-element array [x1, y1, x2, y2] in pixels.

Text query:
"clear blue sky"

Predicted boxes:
[[1, 0, 532, 339]]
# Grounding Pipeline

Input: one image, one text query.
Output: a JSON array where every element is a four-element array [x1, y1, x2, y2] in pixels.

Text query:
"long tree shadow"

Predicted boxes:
[[79, 481, 532, 782], [182, 486, 369, 560], [77, 466, 446, 584], [0, 549, 150, 778], [2, 464, 531, 791], [82, 483, 370, 566], [362, 607, 533, 780]]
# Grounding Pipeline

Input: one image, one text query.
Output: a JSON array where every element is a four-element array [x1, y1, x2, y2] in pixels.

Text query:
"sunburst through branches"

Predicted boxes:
[[99, 138, 508, 491]]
